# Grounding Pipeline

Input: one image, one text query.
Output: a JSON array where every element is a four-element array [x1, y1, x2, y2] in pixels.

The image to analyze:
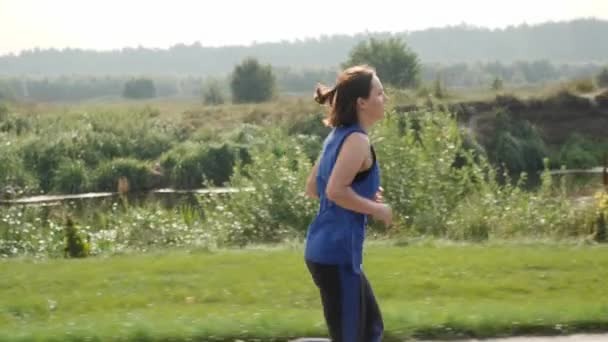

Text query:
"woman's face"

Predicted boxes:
[[359, 74, 388, 124]]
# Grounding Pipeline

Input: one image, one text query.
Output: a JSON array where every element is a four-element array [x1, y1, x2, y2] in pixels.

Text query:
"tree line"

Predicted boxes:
[[0, 19, 606, 77], [1, 59, 606, 102]]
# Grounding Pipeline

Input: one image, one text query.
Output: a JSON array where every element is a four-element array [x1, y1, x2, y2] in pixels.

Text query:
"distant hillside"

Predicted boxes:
[[0, 19, 607, 76]]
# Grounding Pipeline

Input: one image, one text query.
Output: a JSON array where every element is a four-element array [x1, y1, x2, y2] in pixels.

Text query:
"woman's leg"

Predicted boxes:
[[306, 260, 343, 341], [307, 260, 382, 342], [360, 272, 384, 342]]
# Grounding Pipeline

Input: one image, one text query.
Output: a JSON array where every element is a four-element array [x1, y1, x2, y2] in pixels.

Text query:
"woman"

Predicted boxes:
[[304, 65, 392, 342]]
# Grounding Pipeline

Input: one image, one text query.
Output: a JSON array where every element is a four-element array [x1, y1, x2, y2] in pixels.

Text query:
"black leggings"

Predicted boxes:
[[306, 260, 384, 342]]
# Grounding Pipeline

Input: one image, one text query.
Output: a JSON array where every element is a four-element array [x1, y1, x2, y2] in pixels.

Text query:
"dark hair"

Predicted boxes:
[[314, 65, 375, 127]]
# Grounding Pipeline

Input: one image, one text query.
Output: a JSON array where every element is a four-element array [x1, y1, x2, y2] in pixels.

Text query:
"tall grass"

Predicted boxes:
[[0, 199, 212, 258]]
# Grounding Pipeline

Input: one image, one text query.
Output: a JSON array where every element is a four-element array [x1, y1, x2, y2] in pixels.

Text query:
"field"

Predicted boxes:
[[2, 243, 608, 341]]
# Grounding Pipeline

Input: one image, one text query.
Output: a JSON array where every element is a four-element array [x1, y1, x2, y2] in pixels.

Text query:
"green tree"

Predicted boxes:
[[123, 78, 156, 99], [202, 78, 226, 105], [492, 77, 504, 91], [433, 75, 445, 98], [597, 68, 608, 88], [0, 81, 14, 100], [489, 110, 547, 176], [0, 102, 8, 122], [343, 37, 420, 88], [230, 57, 275, 103]]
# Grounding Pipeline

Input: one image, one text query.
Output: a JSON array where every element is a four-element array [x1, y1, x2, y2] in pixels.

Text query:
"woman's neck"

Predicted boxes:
[[358, 118, 373, 132]]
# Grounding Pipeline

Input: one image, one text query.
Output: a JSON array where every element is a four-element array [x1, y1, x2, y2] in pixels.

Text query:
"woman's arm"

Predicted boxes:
[[326, 133, 391, 225], [305, 159, 320, 200]]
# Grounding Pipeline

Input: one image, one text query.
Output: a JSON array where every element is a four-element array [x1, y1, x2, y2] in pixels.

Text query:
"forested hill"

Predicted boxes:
[[0, 18, 606, 76]]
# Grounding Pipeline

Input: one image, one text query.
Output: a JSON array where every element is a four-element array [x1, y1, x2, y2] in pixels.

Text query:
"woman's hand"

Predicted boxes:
[[305, 159, 320, 200], [372, 202, 392, 226], [372, 187, 391, 225], [373, 186, 384, 203]]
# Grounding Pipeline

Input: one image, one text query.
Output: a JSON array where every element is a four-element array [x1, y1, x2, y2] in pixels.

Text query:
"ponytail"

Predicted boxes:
[[314, 83, 337, 106]]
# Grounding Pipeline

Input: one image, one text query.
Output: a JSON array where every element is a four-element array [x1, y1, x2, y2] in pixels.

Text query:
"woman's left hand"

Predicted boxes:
[[373, 186, 384, 203]]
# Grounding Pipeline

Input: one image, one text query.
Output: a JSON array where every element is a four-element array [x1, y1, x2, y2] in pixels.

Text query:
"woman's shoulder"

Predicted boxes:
[[341, 131, 369, 150]]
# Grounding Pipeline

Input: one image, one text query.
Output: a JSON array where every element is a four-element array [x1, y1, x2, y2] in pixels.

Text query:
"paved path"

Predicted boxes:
[[420, 334, 608, 342], [292, 334, 608, 341], [429, 334, 608, 341]]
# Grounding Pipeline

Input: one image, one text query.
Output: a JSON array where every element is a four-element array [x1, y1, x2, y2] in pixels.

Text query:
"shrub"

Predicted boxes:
[[51, 160, 89, 194], [63, 217, 90, 258], [160, 142, 250, 188], [0, 144, 38, 195], [569, 78, 596, 93], [202, 129, 317, 246], [558, 134, 599, 169], [123, 78, 156, 99], [92, 158, 154, 192]]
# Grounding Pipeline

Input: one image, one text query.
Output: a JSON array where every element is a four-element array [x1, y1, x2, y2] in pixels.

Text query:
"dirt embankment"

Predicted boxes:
[[395, 89, 608, 146]]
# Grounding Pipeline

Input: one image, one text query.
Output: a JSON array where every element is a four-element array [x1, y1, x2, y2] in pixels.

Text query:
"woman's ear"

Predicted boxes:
[[357, 97, 366, 111]]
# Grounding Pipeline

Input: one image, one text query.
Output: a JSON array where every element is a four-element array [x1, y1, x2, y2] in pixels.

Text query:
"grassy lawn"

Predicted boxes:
[[1, 242, 608, 341]]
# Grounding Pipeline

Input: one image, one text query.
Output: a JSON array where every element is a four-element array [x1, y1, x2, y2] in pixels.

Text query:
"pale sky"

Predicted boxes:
[[1, 0, 607, 55]]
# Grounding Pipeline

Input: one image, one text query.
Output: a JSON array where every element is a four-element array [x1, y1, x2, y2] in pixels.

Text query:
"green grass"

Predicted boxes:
[[1, 242, 608, 341]]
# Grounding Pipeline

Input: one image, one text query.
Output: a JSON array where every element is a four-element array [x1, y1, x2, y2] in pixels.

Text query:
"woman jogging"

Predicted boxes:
[[304, 64, 392, 342]]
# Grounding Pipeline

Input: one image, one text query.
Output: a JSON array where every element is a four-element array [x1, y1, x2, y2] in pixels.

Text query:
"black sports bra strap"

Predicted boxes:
[[353, 145, 376, 183]]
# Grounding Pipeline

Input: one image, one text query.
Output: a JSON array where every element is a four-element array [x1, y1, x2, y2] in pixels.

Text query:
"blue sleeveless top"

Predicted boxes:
[[304, 123, 381, 273]]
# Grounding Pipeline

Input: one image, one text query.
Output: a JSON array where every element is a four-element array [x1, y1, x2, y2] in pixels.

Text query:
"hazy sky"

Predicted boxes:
[[1, 0, 607, 55]]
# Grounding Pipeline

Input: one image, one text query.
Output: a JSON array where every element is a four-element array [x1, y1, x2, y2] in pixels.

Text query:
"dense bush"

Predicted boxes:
[[1, 107, 181, 194], [92, 158, 155, 192], [569, 78, 596, 93], [52, 160, 89, 194], [202, 109, 594, 246], [0, 107, 601, 258], [123, 78, 156, 99], [21, 136, 76, 192], [545, 90, 592, 109], [487, 109, 547, 177], [160, 141, 251, 188], [377, 112, 590, 239], [287, 112, 331, 139], [202, 129, 317, 246], [0, 112, 31, 135], [558, 134, 600, 169], [372, 109, 487, 234], [0, 142, 38, 194]]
